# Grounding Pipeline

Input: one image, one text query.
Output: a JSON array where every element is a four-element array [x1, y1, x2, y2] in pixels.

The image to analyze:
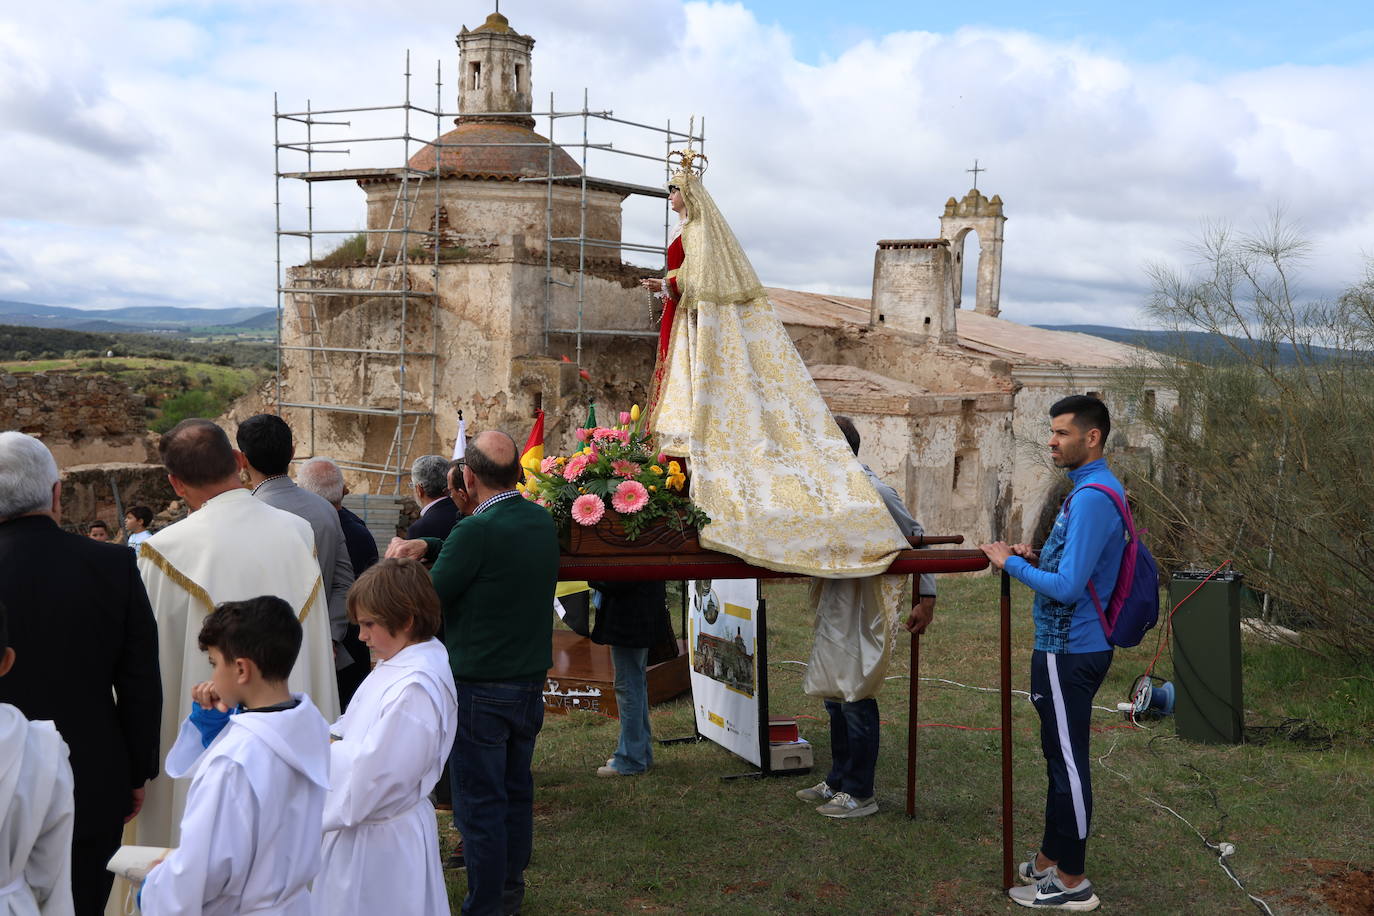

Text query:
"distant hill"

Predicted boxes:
[[0, 323, 272, 368], [1038, 324, 1353, 365], [232, 310, 279, 330], [0, 299, 274, 333]]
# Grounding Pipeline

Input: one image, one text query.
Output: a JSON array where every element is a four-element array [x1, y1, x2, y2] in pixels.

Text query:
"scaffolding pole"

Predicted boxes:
[[275, 56, 702, 493]]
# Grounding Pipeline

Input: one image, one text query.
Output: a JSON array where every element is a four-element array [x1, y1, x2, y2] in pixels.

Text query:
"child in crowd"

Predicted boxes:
[[0, 600, 75, 915], [313, 558, 457, 916], [140, 596, 329, 916], [123, 506, 155, 549]]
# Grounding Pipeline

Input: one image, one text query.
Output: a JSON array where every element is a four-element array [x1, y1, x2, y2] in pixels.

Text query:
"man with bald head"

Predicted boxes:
[[388, 429, 559, 916], [134, 418, 340, 848]]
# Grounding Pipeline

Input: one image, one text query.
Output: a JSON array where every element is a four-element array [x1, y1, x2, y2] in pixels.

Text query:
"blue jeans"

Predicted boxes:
[[451, 680, 545, 916], [824, 698, 880, 798], [609, 646, 652, 773]]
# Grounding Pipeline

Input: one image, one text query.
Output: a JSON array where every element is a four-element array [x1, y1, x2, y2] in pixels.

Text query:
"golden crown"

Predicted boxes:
[[667, 147, 708, 178]]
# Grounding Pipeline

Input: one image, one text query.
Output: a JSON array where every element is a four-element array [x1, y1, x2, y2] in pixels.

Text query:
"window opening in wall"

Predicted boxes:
[[515, 64, 523, 92], [470, 61, 481, 90], [952, 454, 962, 492], [1143, 389, 1156, 416], [532, 391, 543, 413], [958, 228, 980, 310]]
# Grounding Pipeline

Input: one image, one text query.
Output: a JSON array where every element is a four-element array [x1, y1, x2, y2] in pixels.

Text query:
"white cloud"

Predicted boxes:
[[0, 1, 1369, 328]]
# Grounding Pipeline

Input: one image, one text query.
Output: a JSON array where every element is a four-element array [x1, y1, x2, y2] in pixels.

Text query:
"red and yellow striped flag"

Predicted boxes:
[[519, 410, 545, 480]]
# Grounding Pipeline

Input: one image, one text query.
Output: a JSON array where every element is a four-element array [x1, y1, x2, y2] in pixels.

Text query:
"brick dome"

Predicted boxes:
[[407, 120, 580, 181]]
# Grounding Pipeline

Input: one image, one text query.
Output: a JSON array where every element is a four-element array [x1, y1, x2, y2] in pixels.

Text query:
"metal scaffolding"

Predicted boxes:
[[273, 55, 701, 493]]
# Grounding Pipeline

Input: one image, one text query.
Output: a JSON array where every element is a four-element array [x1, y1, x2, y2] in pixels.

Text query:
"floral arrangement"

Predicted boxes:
[[520, 405, 710, 541]]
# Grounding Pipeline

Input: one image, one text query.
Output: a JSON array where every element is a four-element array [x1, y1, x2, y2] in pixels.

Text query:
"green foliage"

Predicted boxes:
[[0, 323, 273, 368], [1112, 217, 1374, 660], [309, 233, 368, 267]]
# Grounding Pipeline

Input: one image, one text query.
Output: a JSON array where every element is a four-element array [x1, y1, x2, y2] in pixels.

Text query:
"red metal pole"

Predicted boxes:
[[906, 574, 919, 818], [1000, 570, 1014, 891]]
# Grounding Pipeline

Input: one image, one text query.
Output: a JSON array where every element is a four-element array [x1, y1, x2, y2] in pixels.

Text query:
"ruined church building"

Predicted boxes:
[[275, 10, 1161, 545]]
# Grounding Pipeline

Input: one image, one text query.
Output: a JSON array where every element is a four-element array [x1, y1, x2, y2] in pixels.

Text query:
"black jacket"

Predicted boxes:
[[406, 496, 460, 541], [0, 515, 162, 838], [588, 579, 674, 655]]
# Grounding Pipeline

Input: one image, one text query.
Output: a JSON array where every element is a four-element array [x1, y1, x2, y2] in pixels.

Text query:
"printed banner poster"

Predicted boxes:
[[688, 578, 760, 766]]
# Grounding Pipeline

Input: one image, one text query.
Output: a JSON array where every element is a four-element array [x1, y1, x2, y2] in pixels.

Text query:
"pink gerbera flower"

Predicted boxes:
[[570, 493, 605, 526], [611, 479, 650, 514], [563, 454, 591, 481], [611, 460, 641, 479], [592, 427, 630, 445], [539, 455, 559, 473]]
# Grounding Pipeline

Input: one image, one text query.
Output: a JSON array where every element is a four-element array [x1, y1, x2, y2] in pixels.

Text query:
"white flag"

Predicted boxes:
[[452, 413, 467, 460]]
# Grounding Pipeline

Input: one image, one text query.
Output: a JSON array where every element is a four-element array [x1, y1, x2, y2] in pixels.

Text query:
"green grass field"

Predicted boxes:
[[440, 573, 1374, 915]]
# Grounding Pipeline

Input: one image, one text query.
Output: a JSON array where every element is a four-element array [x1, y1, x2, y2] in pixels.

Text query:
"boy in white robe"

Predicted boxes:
[[0, 603, 75, 916], [140, 597, 329, 916], [314, 559, 457, 916]]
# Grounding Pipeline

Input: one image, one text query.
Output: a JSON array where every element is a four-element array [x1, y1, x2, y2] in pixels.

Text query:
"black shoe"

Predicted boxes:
[[445, 842, 465, 870]]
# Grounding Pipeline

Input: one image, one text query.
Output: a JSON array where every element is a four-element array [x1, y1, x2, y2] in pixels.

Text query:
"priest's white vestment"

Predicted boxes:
[[313, 637, 456, 915], [140, 695, 329, 916], [0, 704, 74, 916], [134, 488, 340, 848]]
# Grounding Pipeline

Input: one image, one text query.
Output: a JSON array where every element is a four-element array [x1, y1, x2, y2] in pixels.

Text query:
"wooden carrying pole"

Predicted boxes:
[[1000, 570, 1014, 890], [905, 575, 920, 818]]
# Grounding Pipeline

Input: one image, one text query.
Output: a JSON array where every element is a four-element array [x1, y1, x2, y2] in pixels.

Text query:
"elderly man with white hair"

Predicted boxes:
[[0, 431, 162, 915], [298, 457, 376, 705], [406, 454, 460, 540]]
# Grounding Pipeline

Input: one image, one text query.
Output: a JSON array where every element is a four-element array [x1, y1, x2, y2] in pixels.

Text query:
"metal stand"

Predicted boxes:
[[1000, 570, 1015, 891], [905, 575, 921, 818]]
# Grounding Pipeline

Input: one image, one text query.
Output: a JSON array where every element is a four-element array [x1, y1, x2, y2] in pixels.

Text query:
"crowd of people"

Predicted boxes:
[[0, 392, 1126, 914], [0, 416, 556, 916]]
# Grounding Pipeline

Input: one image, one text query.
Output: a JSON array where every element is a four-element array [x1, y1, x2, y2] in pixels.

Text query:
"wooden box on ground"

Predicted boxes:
[[544, 631, 690, 716]]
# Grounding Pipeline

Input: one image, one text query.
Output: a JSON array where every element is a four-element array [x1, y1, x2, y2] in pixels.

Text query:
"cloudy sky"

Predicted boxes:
[[2, 0, 1371, 327]]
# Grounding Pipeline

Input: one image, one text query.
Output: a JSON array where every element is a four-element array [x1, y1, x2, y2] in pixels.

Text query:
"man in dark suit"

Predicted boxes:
[[0, 431, 161, 915], [406, 454, 460, 540], [388, 430, 558, 916]]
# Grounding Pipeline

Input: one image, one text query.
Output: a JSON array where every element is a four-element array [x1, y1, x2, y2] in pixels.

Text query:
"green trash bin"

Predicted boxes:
[[1170, 570, 1245, 744]]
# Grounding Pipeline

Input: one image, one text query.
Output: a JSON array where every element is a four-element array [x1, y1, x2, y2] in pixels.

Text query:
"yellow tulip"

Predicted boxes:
[[668, 460, 682, 475], [650, 465, 663, 475], [630, 404, 641, 422]]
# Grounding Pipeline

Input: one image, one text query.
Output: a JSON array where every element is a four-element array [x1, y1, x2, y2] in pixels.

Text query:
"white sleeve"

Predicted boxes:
[[31, 743, 75, 915], [141, 758, 256, 915], [323, 683, 443, 832]]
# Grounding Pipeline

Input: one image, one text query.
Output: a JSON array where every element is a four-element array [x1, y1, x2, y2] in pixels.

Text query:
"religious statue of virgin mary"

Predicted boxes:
[[645, 150, 908, 578]]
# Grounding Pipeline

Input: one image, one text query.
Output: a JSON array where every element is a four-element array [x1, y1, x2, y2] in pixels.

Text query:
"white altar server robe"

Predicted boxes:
[[0, 705, 74, 916], [135, 487, 340, 848], [140, 695, 329, 916], [313, 639, 457, 916]]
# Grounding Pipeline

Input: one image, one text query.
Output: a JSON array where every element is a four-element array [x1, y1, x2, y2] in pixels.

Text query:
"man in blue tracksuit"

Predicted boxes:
[[983, 395, 1125, 912]]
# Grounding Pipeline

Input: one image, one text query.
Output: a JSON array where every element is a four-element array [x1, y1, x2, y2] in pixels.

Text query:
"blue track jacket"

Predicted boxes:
[[1005, 459, 1125, 653]]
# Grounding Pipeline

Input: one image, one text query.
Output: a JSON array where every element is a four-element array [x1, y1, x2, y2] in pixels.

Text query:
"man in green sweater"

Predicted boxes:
[[389, 429, 559, 916]]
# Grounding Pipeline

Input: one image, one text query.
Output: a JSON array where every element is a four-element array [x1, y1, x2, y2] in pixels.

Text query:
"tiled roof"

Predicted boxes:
[[406, 120, 580, 180], [766, 286, 1150, 368]]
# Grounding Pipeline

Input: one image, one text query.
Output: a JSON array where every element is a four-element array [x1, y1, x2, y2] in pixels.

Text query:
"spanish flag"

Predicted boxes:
[[520, 410, 545, 480]]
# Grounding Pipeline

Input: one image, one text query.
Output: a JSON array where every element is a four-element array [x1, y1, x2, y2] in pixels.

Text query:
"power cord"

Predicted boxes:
[[1096, 736, 1276, 916]]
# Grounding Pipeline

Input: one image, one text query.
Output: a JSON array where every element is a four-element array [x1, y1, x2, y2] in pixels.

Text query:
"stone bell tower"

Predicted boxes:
[[940, 188, 1006, 318], [456, 9, 535, 126]]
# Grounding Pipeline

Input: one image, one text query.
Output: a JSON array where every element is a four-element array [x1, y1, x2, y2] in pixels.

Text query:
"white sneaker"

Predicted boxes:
[[795, 781, 836, 803], [815, 792, 877, 819], [1008, 874, 1100, 910]]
